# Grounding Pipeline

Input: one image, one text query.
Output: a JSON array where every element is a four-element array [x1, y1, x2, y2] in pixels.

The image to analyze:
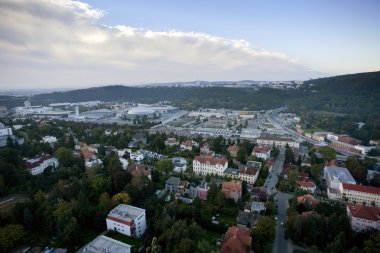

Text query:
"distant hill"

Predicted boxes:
[[1, 71, 379, 116]]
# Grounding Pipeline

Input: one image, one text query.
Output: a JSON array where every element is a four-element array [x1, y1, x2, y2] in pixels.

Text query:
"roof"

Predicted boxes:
[[194, 156, 227, 166], [166, 176, 181, 186], [258, 137, 295, 142], [236, 211, 259, 227], [296, 180, 316, 188], [324, 166, 356, 184], [228, 145, 240, 152], [239, 165, 259, 176], [220, 226, 251, 253], [182, 140, 194, 146], [79, 235, 131, 253], [296, 194, 320, 205], [222, 181, 242, 193], [128, 164, 150, 177], [25, 154, 55, 169], [252, 146, 270, 154], [347, 203, 380, 222], [342, 183, 380, 195], [107, 204, 145, 224]]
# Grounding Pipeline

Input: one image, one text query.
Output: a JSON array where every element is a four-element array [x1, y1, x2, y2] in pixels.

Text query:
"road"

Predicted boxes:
[[264, 148, 285, 195], [272, 192, 293, 253]]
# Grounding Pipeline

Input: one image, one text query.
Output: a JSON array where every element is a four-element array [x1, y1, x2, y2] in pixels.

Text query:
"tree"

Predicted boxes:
[[288, 169, 299, 185], [0, 224, 26, 252], [146, 237, 161, 253], [53, 200, 80, 245], [318, 146, 336, 162], [112, 192, 130, 204], [55, 147, 74, 167], [236, 147, 247, 163], [265, 201, 275, 215], [156, 159, 174, 176], [251, 216, 276, 252], [285, 144, 295, 164]]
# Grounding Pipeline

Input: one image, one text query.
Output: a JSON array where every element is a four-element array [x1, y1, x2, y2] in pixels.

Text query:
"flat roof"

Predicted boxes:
[[325, 166, 356, 184], [78, 235, 131, 253], [108, 204, 145, 222]]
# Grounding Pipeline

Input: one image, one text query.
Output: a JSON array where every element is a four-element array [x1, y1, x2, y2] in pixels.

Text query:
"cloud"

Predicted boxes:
[[0, 0, 320, 89]]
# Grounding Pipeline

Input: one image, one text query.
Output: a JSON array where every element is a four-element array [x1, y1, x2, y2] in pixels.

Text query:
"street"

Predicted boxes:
[[264, 148, 285, 195], [272, 192, 293, 253]]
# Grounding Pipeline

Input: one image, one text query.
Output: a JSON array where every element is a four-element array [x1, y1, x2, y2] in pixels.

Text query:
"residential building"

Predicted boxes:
[[200, 143, 215, 157], [196, 181, 209, 200], [252, 146, 271, 160], [130, 151, 145, 161], [340, 183, 380, 207], [227, 145, 240, 157], [180, 140, 198, 150], [324, 166, 356, 200], [0, 123, 14, 147], [221, 181, 242, 202], [106, 204, 146, 238], [165, 137, 179, 147], [251, 201, 266, 213], [165, 176, 181, 192], [296, 194, 320, 206], [78, 235, 131, 253], [25, 154, 59, 175], [347, 203, 380, 231], [42, 136, 57, 145], [311, 132, 327, 142], [296, 180, 316, 193], [192, 156, 228, 176], [171, 157, 187, 173], [236, 211, 260, 228], [128, 164, 151, 180], [225, 161, 262, 184], [220, 226, 252, 253], [85, 159, 103, 169], [256, 137, 299, 148]]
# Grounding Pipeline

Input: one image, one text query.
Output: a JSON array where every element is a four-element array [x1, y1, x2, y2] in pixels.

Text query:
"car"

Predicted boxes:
[[281, 222, 284, 226], [274, 217, 278, 220]]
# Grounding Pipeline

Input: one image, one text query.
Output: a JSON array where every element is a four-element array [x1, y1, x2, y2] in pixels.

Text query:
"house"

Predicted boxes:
[[85, 159, 103, 169], [296, 180, 316, 193], [340, 183, 380, 207], [132, 132, 146, 144], [196, 181, 209, 200], [130, 151, 145, 161], [324, 166, 356, 200], [165, 137, 179, 147], [200, 143, 215, 157], [165, 176, 181, 192], [228, 145, 240, 157], [78, 235, 131, 253], [42, 136, 57, 145], [128, 164, 151, 180], [297, 172, 310, 181], [236, 211, 260, 228], [192, 156, 228, 176], [220, 226, 252, 253], [252, 146, 271, 160], [180, 140, 198, 151], [119, 157, 129, 170], [171, 157, 187, 173], [25, 154, 59, 175], [347, 203, 380, 231], [0, 123, 14, 147], [250, 201, 266, 213], [221, 181, 242, 202], [296, 194, 320, 206], [106, 204, 146, 238], [224, 161, 261, 184]]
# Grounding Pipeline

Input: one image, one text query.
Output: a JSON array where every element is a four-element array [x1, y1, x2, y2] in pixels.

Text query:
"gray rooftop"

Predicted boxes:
[[78, 235, 131, 253], [108, 204, 145, 222], [325, 166, 356, 184], [166, 176, 181, 185]]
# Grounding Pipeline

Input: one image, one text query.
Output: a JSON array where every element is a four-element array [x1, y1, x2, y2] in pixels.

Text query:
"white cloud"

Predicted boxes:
[[0, 0, 320, 89]]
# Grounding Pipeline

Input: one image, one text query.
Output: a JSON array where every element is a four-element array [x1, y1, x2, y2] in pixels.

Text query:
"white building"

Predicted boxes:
[[0, 123, 13, 147], [85, 159, 103, 169], [180, 140, 198, 151], [251, 146, 271, 160], [347, 203, 380, 231], [78, 235, 132, 253], [106, 204, 147, 238], [25, 154, 59, 175], [324, 166, 356, 200], [119, 157, 129, 170], [42, 136, 57, 144], [256, 137, 299, 149], [130, 151, 145, 161], [193, 156, 228, 176], [171, 157, 187, 173], [340, 183, 380, 207]]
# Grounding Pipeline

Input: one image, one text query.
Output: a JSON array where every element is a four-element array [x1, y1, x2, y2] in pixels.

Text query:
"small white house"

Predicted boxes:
[[130, 151, 145, 161]]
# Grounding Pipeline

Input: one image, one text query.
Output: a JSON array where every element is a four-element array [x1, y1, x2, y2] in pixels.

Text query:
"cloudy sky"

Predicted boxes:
[[0, 0, 379, 90]]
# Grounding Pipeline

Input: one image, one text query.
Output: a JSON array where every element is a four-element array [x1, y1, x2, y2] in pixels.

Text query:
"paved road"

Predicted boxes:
[[264, 148, 285, 195], [272, 192, 293, 253]]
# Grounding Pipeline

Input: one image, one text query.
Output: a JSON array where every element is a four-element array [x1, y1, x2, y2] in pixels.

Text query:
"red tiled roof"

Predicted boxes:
[[298, 172, 309, 181], [25, 154, 54, 169], [252, 146, 270, 154], [296, 180, 316, 188], [222, 181, 242, 193], [347, 203, 380, 221], [342, 183, 380, 195], [239, 166, 259, 176], [194, 156, 227, 166], [128, 164, 150, 177], [220, 226, 251, 253], [228, 145, 239, 152], [182, 140, 193, 147], [296, 194, 320, 205]]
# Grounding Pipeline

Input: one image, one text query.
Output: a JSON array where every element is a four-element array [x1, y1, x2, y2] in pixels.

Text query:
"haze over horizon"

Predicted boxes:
[[1, 0, 379, 90]]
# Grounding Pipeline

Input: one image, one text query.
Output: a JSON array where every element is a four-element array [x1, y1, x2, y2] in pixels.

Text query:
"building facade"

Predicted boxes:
[[25, 154, 59, 175], [340, 183, 380, 207], [347, 203, 380, 231], [193, 156, 228, 176]]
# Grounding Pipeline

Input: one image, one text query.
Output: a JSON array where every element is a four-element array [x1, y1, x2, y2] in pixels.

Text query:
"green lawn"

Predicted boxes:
[[105, 231, 144, 253]]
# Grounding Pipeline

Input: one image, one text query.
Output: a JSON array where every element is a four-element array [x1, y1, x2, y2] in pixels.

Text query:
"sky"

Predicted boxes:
[[0, 0, 379, 90]]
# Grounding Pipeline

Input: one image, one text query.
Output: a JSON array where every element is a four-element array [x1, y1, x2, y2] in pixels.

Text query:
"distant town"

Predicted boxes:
[[1, 98, 380, 253]]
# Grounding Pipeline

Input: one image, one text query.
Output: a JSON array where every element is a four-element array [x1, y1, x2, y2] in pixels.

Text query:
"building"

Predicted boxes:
[[0, 123, 14, 147], [256, 137, 299, 148], [78, 235, 131, 253], [106, 204, 146, 238], [227, 145, 240, 157], [165, 176, 181, 192], [42, 136, 57, 145], [192, 156, 228, 176], [196, 181, 210, 200], [25, 154, 59, 175], [340, 183, 380, 207], [200, 143, 215, 157], [128, 164, 151, 180], [165, 137, 179, 147], [311, 132, 327, 142], [220, 226, 252, 253], [324, 166, 356, 200], [180, 140, 198, 151], [236, 211, 260, 228], [296, 180, 317, 193], [224, 161, 262, 184], [347, 203, 380, 231], [251, 201, 266, 213], [130, 151, 145, 161], [171, 157, 187, 173], [296, 194, 320, 206], [221, 181, 242, 202], [251, 146, 271, 160]]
